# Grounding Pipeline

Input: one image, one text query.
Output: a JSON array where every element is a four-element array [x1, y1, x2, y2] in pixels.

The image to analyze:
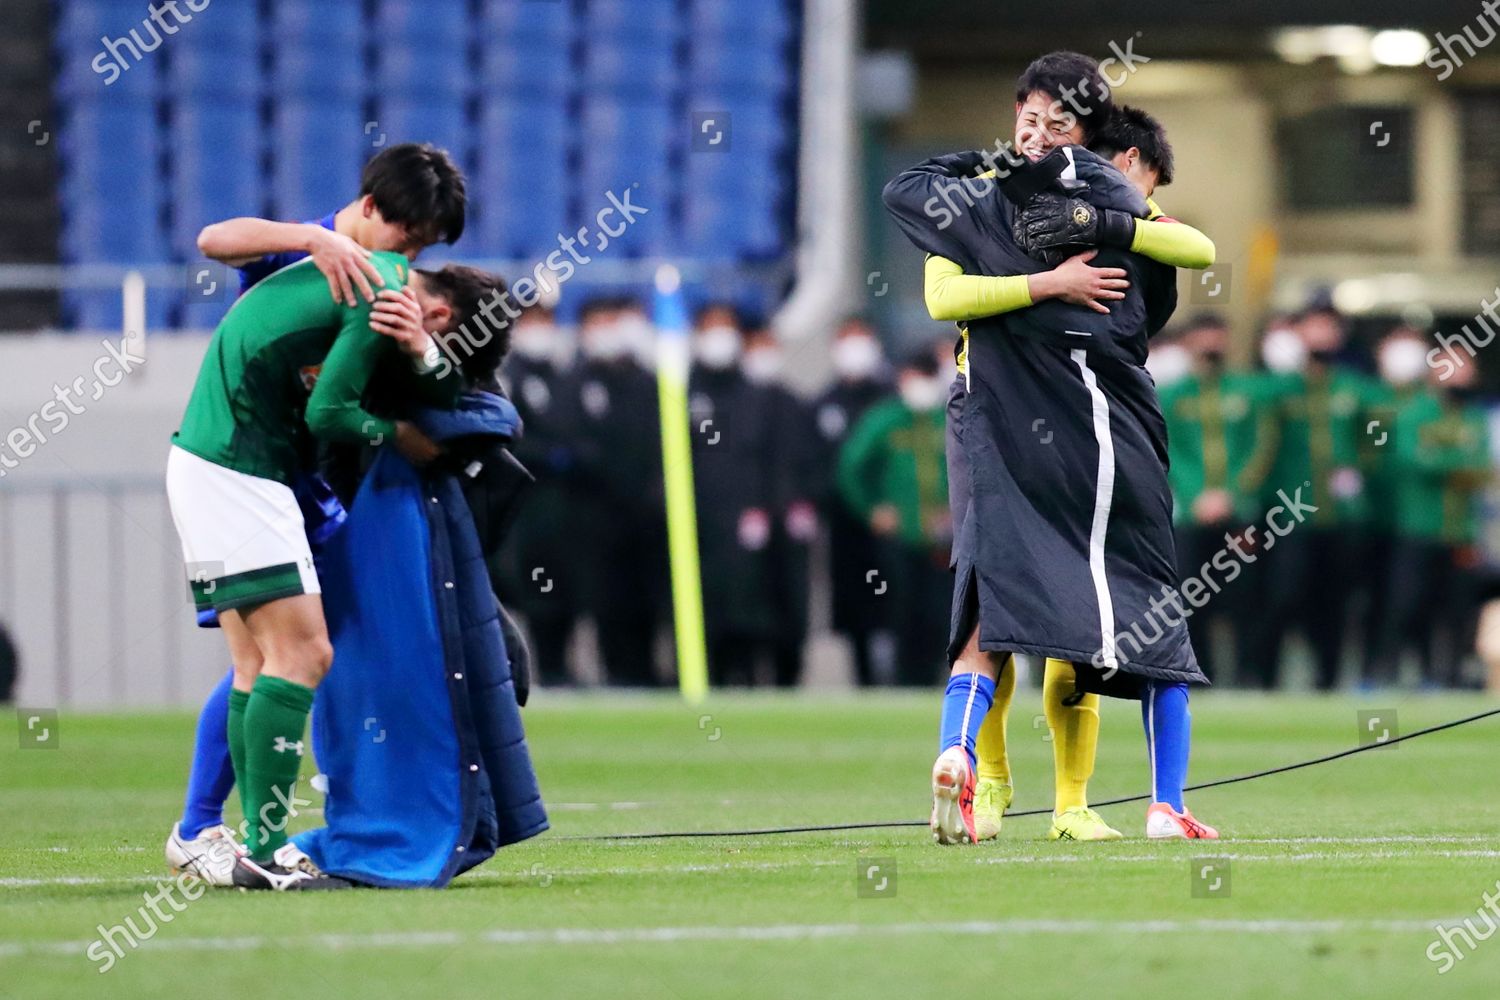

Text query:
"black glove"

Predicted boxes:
[[1013, 191, 1137, 266]]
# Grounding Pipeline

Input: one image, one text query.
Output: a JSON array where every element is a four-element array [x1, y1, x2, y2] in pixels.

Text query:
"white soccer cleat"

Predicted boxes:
[[165, 822, 244, 886], [930, 746, 977, 845], [1145, 802, 1220, 840]]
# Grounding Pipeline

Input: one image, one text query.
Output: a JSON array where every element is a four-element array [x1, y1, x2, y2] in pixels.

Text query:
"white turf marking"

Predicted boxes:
[[6, 841, 1499, 889], [0, 917, 1454, 959]]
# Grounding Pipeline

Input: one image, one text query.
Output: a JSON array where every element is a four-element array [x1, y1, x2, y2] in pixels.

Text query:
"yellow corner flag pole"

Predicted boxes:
[[653, 265, 710, 702]]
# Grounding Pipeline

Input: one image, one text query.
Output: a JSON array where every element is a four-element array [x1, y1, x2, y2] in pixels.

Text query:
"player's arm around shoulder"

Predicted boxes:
[[1130, 199, 1215, 270]]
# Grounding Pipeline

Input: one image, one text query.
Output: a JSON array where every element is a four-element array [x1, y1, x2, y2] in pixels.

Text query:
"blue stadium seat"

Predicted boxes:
[[169, 102, 264, 257], [373, 98, 476, 178], [271, 41, 365, 98], [480, 0, 572, 43], [688, 43, 791, 97], [579, 101, 673, 147], [582, 41, 677, 99], [166, 2, 259, 43], [478, 43, 574, 97], [272, 0, 364, 43], [682, 94, 790, 153], [167, 43, 261, 99], [375, 46, 472, 99], [471, 171, 570, 259], [271, 100, 368, 220], [374, 0, 472, 45], [478, 100, 569, 183], [689, 2, 796, 44], [55, 44, 161, 100], [59, 99, 169, 263], [586, 0, 678, 41]]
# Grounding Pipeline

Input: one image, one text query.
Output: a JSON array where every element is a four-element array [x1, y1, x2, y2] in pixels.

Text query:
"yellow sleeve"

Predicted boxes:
[[1130, 216, 1216, 270], [924, 255, 1033, 322]]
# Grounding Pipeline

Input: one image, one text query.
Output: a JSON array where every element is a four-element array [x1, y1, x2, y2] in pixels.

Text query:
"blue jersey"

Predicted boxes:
[[236, 211, 336, 293]]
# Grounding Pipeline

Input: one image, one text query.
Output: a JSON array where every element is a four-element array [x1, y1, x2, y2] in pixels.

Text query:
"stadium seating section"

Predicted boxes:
[[54, 0, 799, 329]]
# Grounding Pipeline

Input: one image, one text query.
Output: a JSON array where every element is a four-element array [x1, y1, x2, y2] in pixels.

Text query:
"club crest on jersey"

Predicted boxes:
[[272, 736, 305, 756], [299, 365, 323, 391]]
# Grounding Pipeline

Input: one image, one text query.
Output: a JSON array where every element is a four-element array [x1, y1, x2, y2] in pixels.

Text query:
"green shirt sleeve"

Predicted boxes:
[[304, 253, 408, 445], [837, 403, 898, 519]]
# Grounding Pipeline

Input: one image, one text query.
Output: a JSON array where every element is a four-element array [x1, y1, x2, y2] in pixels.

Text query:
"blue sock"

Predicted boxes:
[[939, 672, 997, 771], [1141, 682, 1191, 811], [178, 669, 236, 840]]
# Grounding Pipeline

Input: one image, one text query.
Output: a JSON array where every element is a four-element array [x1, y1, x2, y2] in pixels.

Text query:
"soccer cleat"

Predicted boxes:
[[1047, 806, 1124, 841], [930, 746, 977, 845], [1145, 803, 1220, 840], [231, 854, 352, 891], [973, 780, 1013, 841], [272, 841, 327, 877], [165, 822, 244, 886]]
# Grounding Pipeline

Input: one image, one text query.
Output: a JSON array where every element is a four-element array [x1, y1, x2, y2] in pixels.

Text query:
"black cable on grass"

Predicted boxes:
[[561, 705, 1500, 841]]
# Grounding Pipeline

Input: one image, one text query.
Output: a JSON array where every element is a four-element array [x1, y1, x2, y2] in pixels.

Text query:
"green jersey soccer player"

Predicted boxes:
[[167, 252, 505, 889]]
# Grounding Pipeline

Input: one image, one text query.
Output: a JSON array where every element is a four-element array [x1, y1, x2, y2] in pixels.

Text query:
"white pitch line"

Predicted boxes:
[[0, 917, 1453, 961], [7, 845, 1499, 890]]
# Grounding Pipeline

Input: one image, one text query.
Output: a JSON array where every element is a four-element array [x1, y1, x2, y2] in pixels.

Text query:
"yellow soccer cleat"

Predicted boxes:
[[1047, 806, 1124, 841], [973, 780, 1013, 841]]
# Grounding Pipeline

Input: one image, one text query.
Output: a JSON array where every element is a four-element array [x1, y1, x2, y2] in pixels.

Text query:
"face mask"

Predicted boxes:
[[900, 376, 943, 411], [582, 323, 628, 361], [616, 314, 654, 353], [511, 323, 555, 361], [1146, 343, 1192, 387], [1199, 348, 1227, 372], [1308, 348, 1339, 365], [695, 325, 742, 369], [743, 348, 783, 384], [1261, 328, 1307, 374], [1378, 339, 1428, 386], [832, 335, 881, 379]]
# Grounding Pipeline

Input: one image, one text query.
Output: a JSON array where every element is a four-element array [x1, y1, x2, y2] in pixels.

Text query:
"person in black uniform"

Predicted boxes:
[[569, 296, 668, 686], [812, 318, 895, 685], [497, 304, 582, 686], [743, 324, 820, 687], [689, 303, 781, 686]]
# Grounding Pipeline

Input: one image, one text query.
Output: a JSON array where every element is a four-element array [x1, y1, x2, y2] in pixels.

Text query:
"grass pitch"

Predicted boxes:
[[3, 691, 1499, 998]]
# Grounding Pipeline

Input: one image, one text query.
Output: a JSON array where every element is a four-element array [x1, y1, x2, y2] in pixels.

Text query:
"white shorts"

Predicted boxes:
[[165, 445, 320, 612]]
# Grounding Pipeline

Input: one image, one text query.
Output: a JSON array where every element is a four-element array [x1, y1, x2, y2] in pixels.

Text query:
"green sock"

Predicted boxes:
[[226, 687, 250, 833], [242, 675, 315, 861]]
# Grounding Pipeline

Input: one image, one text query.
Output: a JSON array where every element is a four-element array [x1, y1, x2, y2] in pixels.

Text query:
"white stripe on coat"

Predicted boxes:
[[1070, 348, 1118, 672]]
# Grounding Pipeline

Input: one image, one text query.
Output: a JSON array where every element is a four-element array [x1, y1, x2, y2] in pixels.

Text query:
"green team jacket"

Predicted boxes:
[[173, 253, 459, 483], [1159, 370, 1280, 524], [836, 398, 949, 548], [1263, 366, 1385, 528], [1390, 390, 1491, 544]]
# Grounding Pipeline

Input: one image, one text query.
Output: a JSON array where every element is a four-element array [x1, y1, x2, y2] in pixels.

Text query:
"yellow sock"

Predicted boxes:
[[974, 655, 1015, 784], [1043, 659, 1100, 813]]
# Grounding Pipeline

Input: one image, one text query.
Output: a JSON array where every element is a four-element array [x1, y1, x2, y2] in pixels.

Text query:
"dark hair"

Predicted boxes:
[[360, 143, 467, 245], [1180, 313, 1229, 335], [1090, 105, 1175, 186], [694, 301, 742, 330], [418, 264, 509, 383], [1015, 51, 1114, 143], [576, 296, 619, 324], [900, 348, 940, 377]]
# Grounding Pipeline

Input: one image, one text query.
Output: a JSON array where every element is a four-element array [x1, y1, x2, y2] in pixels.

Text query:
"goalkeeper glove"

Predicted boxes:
[[1014, 191, 1137, 266]]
